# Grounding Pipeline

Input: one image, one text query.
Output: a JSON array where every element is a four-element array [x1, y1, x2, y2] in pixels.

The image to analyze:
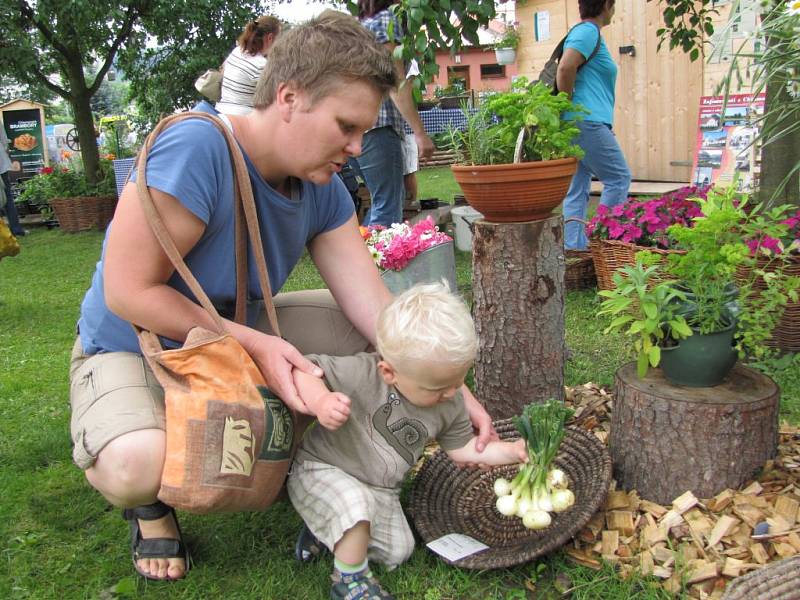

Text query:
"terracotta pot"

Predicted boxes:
[[451, 157, 577, 223]]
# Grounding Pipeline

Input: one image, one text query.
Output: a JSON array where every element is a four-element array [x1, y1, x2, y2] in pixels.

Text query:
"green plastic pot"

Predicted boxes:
[[659, 321, 738, 387]]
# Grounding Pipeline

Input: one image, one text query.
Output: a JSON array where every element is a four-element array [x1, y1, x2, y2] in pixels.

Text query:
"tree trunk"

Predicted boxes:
[[758, 79, 800, 207], [472, 216, 565, 420], [610, 362, 779, 504], [72, 93, 101, 185]]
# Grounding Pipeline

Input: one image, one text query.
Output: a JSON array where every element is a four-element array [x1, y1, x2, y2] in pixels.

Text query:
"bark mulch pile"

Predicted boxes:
[[563, 382, 800, 598]]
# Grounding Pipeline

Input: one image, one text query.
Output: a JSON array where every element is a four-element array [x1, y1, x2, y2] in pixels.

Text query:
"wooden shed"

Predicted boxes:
[[513, 0, 753, 183]]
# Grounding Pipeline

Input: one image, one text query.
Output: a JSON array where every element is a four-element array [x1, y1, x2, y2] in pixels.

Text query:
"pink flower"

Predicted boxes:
[[364, 217, 452, 270]]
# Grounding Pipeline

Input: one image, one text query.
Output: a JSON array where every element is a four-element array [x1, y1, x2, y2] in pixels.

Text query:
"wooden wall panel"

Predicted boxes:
[[515, 0, 704, 182]]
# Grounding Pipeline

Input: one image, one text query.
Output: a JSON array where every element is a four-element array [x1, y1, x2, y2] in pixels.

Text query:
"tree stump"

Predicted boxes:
[[472, 216, 565, 420], [611, 362, 780, 504]]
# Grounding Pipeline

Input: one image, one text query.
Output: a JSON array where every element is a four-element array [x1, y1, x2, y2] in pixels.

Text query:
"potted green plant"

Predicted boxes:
[[599, 186, 800, 387], [16, 158, 118, 233], [434, 81, 468, 110], [598, 254, 693, 379], [494, 21, 520, 65], [667, 187, 799, 357], [445, 77, 585, 222]]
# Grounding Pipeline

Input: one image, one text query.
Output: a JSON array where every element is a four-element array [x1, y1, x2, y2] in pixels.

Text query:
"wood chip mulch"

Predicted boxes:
[[563, 382, 800, 598]]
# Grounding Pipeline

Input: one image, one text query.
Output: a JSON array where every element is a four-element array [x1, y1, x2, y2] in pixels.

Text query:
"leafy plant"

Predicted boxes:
[[664, 186, 800, 358], [445, 78, 585, 166], [598, 254, 693, 378], [494, 21, 520, 50], [434, 81, 466, 98], [481, 78, 585, 162], [16, 159, 117, 207], [442, 105, 507, 166]]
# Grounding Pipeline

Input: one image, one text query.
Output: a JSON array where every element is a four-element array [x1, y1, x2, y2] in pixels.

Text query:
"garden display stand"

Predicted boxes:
[[472, 215, 566, 418], [610, 362, 779, 504], [470, 127, 569, 418]]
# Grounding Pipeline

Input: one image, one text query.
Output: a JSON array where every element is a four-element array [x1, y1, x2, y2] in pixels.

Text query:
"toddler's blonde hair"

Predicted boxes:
[[376, 281, 477, 368]]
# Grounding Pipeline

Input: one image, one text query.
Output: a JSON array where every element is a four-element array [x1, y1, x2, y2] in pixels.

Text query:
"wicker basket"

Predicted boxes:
[[589, 238, 683, 291], [408, 421, 612, 570], [721, 556, 800, 600], [565, 250, 596, 291], [51, 195, 117, 233], [737, 254, 800, 352]]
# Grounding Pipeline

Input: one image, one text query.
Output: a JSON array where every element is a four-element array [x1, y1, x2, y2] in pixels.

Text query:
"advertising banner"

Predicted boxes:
[[692, 93, 766, 193], [3, 108, 46, 177]]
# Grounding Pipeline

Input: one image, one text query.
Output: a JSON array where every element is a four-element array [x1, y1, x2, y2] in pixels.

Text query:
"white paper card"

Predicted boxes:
[[426, 533, 489, 562]]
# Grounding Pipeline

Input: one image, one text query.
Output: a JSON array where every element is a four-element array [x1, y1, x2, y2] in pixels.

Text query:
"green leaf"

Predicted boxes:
[[637, 352, 650, 378], [610, 315, 634, 329], [648, 345, 661, 367], [643, 302, 657, 319]]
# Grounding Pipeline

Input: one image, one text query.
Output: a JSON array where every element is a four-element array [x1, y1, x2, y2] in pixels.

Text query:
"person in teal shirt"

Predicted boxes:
[[558, 0, 631, 250]]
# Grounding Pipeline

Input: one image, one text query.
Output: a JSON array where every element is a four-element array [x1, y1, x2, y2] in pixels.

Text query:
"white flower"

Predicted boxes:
[[788, 0, 800, 16]]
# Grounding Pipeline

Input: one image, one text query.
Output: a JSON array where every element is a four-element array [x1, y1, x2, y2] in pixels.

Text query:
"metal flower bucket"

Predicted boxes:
[[381, 241, 457, 295]]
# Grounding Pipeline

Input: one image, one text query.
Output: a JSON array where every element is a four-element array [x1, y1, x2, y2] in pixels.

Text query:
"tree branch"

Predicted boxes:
[[89, 2, 145, 95]]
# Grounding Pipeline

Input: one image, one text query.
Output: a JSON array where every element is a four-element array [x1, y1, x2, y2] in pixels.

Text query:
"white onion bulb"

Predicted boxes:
[[493, 477, 512, 497], [496, 494, 518, 516], [551, 489, 575, 512], [522, 509, 552, 530]]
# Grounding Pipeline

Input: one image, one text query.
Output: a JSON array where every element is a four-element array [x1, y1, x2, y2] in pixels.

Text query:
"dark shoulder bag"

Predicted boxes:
[[536, 22, 603, 95]]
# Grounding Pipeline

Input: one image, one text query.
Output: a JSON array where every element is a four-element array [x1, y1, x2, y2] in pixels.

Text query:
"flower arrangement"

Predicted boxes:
[[494, 21, 520, 50], [360, 217, 452, 271], [16, 158, 117, 207], [585, 185, 709, 248]]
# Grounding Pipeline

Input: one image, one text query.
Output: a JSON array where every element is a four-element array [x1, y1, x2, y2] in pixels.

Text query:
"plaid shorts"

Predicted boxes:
[[287, 459, 415, 568]]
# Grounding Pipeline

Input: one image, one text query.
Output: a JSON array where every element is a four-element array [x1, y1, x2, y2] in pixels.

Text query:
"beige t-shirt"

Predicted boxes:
[[295, 352, 474, 489]]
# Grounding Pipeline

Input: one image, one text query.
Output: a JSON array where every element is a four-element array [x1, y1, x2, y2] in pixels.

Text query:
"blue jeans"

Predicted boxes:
[[1, 172, 24, 236], [563, 121, 631, 250], [354, 126, 404, 227]]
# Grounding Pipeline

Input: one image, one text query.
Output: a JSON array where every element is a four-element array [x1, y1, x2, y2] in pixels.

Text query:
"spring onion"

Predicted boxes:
[[493, 400, 576, 527]]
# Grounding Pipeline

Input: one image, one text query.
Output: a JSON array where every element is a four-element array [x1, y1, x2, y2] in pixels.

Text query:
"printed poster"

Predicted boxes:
[[3, 108, 46, 176], [692, 93, 766, 193]]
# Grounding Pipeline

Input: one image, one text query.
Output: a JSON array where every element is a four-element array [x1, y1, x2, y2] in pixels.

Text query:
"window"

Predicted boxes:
[[480, 64, 506, 79]]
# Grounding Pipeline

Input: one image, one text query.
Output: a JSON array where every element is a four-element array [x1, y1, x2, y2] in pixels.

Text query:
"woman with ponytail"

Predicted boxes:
[[216, 15, 282, 115]]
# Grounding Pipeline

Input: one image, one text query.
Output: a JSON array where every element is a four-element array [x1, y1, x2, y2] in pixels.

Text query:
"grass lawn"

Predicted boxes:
[[1, 168, 797, 599]]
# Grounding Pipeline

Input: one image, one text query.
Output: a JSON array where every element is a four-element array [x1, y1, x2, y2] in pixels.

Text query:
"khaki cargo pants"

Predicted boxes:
[[69, 289, 371, 469]]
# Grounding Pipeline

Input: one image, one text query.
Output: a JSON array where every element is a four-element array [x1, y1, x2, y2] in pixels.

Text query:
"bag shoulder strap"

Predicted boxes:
[[134, 111, 281, 340], [550, 22, 603, 69]]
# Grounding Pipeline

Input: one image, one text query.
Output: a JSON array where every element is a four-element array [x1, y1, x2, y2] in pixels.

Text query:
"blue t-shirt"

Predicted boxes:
[[78, 102, 354, 354], [563, 22, 617, 125]]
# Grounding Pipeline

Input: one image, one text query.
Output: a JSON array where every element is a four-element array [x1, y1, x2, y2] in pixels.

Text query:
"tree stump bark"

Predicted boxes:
[[472, 216, 565, 420], [611, 362, 780, 504]]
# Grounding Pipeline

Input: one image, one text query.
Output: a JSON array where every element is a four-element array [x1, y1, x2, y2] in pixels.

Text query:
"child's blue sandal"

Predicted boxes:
[[295, 523, 327, 562], [330, 568, 395, 600]]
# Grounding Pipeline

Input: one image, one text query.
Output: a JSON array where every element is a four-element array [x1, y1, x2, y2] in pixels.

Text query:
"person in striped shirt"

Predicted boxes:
[[216, 15, 281, 115]]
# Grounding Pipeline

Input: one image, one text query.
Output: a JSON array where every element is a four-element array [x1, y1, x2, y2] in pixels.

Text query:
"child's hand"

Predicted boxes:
[[511, 439, 528, 464], [315, 391, 351, 430]]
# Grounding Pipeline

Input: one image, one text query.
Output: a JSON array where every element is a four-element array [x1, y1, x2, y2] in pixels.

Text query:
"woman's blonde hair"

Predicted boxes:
[[238, 15, 281, 56], [376, 282, 478, 368], [253, 10, 396, 108]]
